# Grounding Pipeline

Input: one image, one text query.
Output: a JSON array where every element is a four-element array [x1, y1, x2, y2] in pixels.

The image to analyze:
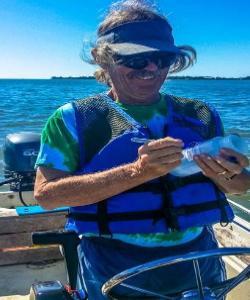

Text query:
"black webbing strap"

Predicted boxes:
[[97, 201, 111, 235], [214, 187, 230, 226], [157, 177, 174, 229], [126, 182, 161, 194], [170, 197, 229, 216], [68, 209, 163, 222]]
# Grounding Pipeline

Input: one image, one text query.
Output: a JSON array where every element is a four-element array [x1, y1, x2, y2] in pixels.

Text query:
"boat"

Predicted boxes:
[[0, 132, 249, 299]]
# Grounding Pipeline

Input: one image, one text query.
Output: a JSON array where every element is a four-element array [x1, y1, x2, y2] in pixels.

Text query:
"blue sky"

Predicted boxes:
[[0, 0, 249, 78]]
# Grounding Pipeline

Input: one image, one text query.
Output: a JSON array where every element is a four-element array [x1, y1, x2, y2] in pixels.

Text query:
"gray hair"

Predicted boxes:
[[83, 0, 196, 85]]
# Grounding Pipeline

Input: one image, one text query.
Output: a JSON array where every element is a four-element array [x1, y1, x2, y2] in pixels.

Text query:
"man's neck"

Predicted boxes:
[[108, 89, 160, 105]]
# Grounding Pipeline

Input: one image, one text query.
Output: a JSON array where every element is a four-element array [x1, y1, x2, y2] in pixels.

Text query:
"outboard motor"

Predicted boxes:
[[3, 132, 40, 193]]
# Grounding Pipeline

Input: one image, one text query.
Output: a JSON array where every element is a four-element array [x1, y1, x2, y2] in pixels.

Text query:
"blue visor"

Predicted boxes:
[[97, 19, 181, 56]]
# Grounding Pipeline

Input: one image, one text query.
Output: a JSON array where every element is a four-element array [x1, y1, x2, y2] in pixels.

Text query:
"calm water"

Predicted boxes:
[[0, 79, 249, 210]]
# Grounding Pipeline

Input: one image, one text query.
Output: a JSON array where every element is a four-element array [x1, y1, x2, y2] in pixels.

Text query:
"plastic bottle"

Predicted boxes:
[[171, 134, 248, 177]]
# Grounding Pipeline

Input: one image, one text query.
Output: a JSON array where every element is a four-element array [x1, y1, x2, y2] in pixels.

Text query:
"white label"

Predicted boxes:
[[23, 149, 39, 156]]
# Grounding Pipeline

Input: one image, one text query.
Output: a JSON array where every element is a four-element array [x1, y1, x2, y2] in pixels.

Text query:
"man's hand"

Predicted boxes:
[[194, 148, 249, 180], [136, 137, 183, 178], [194, 148, 250, 194]]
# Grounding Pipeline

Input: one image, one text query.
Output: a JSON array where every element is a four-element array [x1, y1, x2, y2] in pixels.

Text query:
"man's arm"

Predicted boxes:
[[34, 137, 183, 210], [35, 163, 149, 210]]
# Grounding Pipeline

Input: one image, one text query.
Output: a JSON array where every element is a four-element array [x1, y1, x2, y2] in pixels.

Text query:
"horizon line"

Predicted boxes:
[[0, 75, 250, 80], [1, 75, 250, 80]]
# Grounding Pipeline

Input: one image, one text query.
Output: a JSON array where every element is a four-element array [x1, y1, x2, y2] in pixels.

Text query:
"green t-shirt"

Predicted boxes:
[[36, 94, 203, 247]]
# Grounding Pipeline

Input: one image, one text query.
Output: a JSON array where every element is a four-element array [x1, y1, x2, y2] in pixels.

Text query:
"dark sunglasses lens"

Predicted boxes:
[[154, 55, 176, 68], [124, 57, 148, 69], [117, 54, 176, 69]]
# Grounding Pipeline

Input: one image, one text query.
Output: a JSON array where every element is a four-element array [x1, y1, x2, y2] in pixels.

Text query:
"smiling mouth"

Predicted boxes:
[[136, 74, 156, 80], [129, 70, 160, 80]]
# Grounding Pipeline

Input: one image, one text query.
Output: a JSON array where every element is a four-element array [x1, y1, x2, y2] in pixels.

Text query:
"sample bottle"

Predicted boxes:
[[171, 134, 248, 177]]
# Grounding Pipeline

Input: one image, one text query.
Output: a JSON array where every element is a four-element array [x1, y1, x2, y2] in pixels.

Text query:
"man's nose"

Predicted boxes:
[[144, 61, 158, 71]]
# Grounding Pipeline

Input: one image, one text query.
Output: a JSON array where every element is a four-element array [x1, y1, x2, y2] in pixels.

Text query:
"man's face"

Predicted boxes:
[[106, 58, 169, 104]]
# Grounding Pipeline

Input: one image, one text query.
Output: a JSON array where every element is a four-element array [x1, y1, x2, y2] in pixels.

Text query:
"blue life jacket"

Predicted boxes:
[[66, 93, 234, 235]]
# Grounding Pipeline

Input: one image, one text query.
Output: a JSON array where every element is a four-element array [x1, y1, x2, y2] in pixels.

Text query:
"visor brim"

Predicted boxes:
[[108, 41, 182, 57]]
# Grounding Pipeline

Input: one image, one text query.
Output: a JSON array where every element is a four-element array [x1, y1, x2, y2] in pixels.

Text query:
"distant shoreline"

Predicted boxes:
[[1, 76, 249, 80], [50, 75, 250, 80]]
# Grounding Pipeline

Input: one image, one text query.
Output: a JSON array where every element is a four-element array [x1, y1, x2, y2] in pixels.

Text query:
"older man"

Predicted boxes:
[[34, 1, 250, 299]]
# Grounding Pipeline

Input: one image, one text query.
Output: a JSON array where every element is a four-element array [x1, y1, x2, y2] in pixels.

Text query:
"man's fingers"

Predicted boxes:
[[214, 156, 243, 174], [159, 154, 183, 164], [139, 150, 182, 164], [147, 137, 184, 150], [138, 136, 183, 157], [220, 148, 249, 168], [194, 156, 215, 178], [194, 154, 244, 180], [138, 145, 183, 157], [197, 155, 242, 175]]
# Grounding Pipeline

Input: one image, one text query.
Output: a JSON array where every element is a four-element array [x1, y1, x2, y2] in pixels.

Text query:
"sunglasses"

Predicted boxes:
[[115, 54, 176, 70]]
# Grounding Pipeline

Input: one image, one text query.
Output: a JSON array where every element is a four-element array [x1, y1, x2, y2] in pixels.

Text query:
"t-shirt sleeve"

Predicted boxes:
[[35, 103, 80, 172]]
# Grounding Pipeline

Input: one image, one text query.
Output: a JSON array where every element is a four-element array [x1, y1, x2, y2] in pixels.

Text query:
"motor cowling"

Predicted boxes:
[[3, 132, 40, 191]]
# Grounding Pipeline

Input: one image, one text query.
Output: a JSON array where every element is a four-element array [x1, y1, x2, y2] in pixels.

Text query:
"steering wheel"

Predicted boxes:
[[102, 247, 250, 300]]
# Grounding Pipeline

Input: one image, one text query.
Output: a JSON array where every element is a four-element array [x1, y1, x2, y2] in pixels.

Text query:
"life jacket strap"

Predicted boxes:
[[158, 177, 174, 228], [214, 188, 230, 226], [67, 209, 163, 222], [97, 201, 111, 236], [170, 198, 229, 216]]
